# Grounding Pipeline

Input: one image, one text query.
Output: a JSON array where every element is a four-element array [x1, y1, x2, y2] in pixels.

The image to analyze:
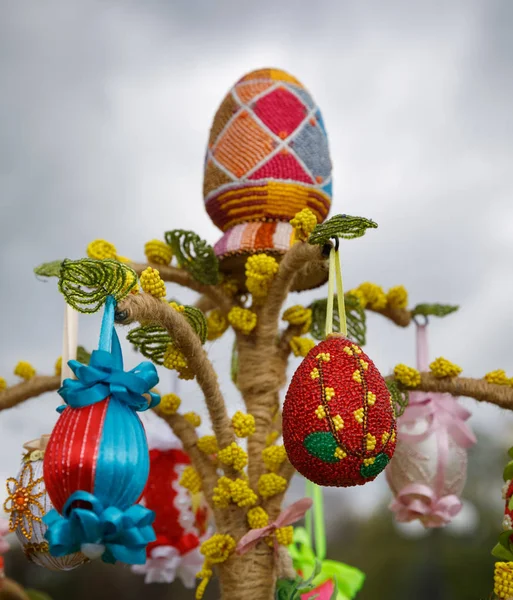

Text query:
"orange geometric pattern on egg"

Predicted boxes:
[[282, 336, 397, 487]]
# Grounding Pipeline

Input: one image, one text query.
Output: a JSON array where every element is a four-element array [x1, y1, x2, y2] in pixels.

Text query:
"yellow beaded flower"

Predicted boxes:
[[262, 445, 287, 472], [159, 393, 181, 415], [3, 462, 44, 539], [289, 336, 316, 358], [163, 344, 194, 380], [54, 356, 62, 377], [228, 307, 257, 335], [346, 289, 367, 309], [179, 466, 202, 494], [357, 282, 387, 310], [184, 412, 202, 428], [494, 562, 513, 599], [290, 208, 317, 242], [212, 477, 257, 508], [207, 310, 229, 341], [231, 411, 256, 438], [275, 526, 294, 546], [386, 285, 408, 310], [220, 277, 238, 297], [429, 357, 462, 378], [0, 377, 6, 392], [393, 364, 421, 388], [245, 254, 279, 300], [485, 369, 511, 386], [196, 534, 236, 599], [144, 239, 173, 266], [140, 266, 167, 298], [87, 239, 117, 260], [258, 473, 287, 499], [247, 507, 269, 529], [169, 301, 185, 313], [14, 361, 35, 381], [218, 443, 248, 471], [282, 306, 312, 334], [197, 435, 218, 455]]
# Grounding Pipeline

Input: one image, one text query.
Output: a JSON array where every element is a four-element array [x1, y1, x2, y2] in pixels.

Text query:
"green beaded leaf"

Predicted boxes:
[[360, 452, 389, 479], [165, 229, 220, 285], [309, 296, 366, 346], [58, 259, 138, 313], [127, 325, 171, 365], [386, 379, 409, 418], [304, 432, 340, 463], [308, 214, 378, 245], [34, 260, 63, 278], [76, 346, 91, 365], [183, 306, 208, 344], [411, 303, 459, 318]]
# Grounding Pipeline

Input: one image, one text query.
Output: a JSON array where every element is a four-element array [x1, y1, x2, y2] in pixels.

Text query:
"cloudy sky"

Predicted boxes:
[[1, 0, 512, 524]]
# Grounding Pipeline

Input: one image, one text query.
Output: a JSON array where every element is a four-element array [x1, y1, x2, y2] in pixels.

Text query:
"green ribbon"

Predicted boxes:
[[290, 481, 365, 600]]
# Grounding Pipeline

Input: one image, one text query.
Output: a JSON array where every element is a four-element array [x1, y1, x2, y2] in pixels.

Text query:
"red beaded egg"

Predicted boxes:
[[282, 335, 396, 487]]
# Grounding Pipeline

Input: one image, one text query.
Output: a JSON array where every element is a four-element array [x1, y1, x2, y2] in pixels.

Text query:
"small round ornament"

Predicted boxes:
[[3, 436, 87, 570], [282, 335, 396, 487]]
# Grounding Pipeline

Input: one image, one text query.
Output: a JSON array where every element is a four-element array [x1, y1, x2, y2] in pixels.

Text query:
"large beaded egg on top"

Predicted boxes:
[[282, 336, 397, 487], [3, 442, 87, 570], [204, 68, 332, 291]]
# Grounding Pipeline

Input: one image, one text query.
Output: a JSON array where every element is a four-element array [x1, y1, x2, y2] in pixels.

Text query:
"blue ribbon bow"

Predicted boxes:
[[58, 296, 160, 413], [43, 491, 156, 565]]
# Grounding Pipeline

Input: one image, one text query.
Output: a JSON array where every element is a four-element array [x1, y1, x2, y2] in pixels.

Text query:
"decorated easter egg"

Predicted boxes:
[[204, 68, 332, 291], [282, 336, 396, 487], [3, 438, 87, 570]]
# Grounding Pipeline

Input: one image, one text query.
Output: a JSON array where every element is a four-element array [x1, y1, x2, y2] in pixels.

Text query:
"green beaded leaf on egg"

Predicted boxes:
[[304, 432, 340, 463], [359, 453, 390, 479], [309, 295, 366, 346], [165, 229, 220, 285], [308, 214, 378, 245], [58, 259, 138, 313]]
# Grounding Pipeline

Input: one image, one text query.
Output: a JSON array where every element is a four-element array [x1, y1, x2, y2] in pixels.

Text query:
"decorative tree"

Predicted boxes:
[[1, 68, 513, 600]]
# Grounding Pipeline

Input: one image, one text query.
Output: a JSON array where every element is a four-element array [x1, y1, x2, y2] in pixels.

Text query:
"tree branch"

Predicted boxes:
[[263, 460, 296, 520], [116, 293, 236, 451], [0, 376, 60, 412], [388, 372, 513, 410], [369, 305, 412, 327], [130, 262, 232, 313]]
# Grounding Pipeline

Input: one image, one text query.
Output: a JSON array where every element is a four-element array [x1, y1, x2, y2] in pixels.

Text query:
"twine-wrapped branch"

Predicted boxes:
[[0, 376, 60, 411], [116, 293, 236, 451], [130, 262, 232, 314]]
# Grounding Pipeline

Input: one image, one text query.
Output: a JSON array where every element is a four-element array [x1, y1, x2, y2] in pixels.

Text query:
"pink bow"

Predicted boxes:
[[236, 498, 313, 555], [389, 483, 462, 528]]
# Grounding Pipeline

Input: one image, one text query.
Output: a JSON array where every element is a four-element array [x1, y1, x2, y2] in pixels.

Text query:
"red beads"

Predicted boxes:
[[282, 336, 396, 487]]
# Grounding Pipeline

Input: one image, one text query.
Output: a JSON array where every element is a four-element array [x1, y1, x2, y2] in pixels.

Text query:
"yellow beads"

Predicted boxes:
[[494, 562, 513, 599], [213, 477, 257, 508], [87, 239, 118, 260], [366, 433, 376, 451], [290, 208, 317, 242], [163, 345, 194, 379], [258, 473, 287, 499], [354, 408, 364, 423], [14, 361, 35, 381], [394, 364, 421, 388], [485, 369, 512, 386], [346, 289, 367, 308], [179, 466, 202, 494], [355, 283, 387, 310], [228, 307, 257, 335], [315, 405, 326, 419], [144, 239, 173, 266], [197, 435, 218, 454], [220, 277, 238, 297], [159, 393, 181, 415], [367, 391, 376, 406], [325, 387, 335, 401], [0, 377, 6, 391], [184, 412, 202, 427], [245, 254, 279, 300], [262, 445, 287, 472], [169, 301, 185, 313], [275, 526, 294, 546], [247, 506, 269, 529], [200, 534, 236, 563], [334, 447, 347, 459], [231, 411, 256, 438], [217, 442, 248, 471], [290, 336, 316, 358], [386, 285, 408, 309], [332, 415, 344, 431], [282, 305, 312, 334], [429, 357, 462, 378], [140, 266, 167, 298], [206, 310, 229, 341], [54, 356, 62, 377]]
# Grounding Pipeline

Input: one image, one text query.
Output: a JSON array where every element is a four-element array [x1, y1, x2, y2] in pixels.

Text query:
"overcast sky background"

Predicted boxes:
[[1, 0, 512, 530]]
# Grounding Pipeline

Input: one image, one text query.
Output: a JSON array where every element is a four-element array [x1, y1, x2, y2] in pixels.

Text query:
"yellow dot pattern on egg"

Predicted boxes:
[[361, 360, 369, 370], [310, 368, 320, 380], [332, 415, 344, 431], [363, 457, 376, 466], [382, 431, 391, 444], [343, 347, 353, 356], [315, 405, 326, 419], [354, 408, 364, 423], [334, 447, 347, 459], [325, 387, 335, 401], [352, 370, 362, 383], [366, 433, 376, 451], [367, 391, 376, 406], [316, 352, 331, 362], [351, 345, 362, 355]]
